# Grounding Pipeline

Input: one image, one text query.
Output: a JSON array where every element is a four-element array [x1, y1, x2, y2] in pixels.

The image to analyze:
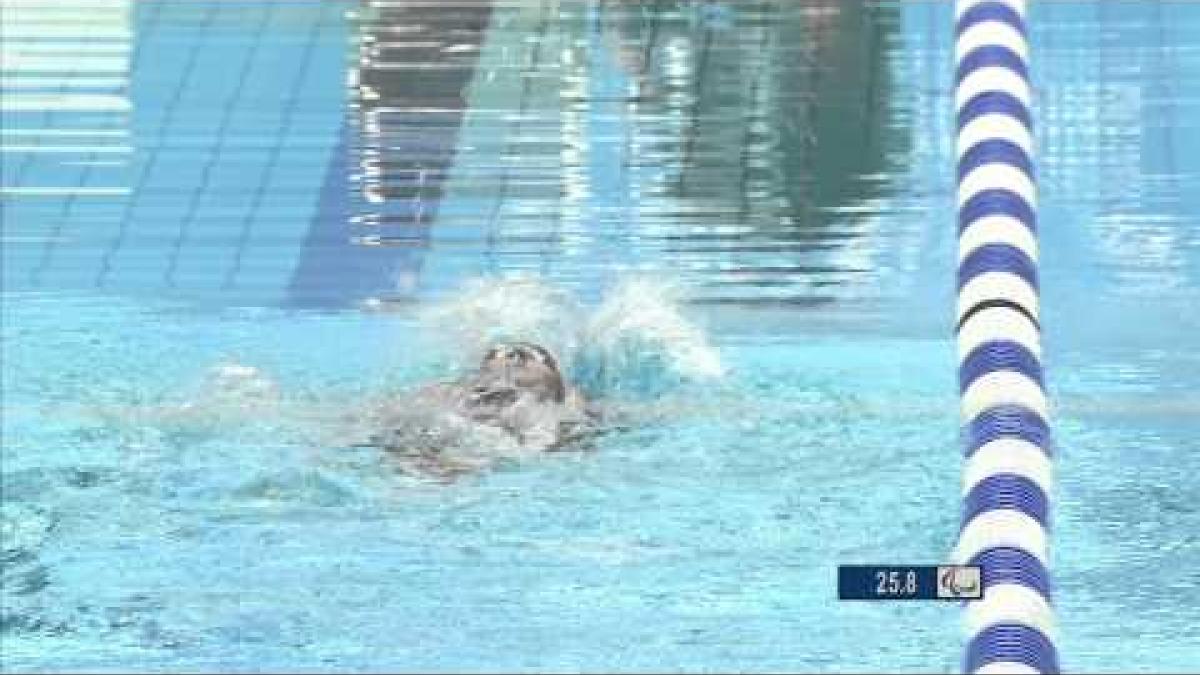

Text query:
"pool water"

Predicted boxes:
[[2, 1, 1198, 672]]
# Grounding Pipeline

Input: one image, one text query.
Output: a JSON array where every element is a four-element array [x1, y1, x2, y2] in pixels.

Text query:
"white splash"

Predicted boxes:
[[416, 274, 584, 372], [414, 274, 724, 393], [584, 276, 724, 380]]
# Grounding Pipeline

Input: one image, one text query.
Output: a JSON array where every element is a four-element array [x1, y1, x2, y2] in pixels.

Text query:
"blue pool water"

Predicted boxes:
[[2, 1, 1198, 672]]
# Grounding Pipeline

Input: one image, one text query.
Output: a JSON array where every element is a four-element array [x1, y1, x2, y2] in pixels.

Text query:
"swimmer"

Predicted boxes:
[[368, 342, 599, 474]]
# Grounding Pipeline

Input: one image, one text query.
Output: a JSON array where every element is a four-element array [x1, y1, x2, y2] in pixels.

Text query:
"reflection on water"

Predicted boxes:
[[0, 0, 1195, 317], [0, 0, 133, 284], [354, 0, 905, 306], [1033, 1, 1200, 304], [2, 1, 347, 302], [350, 0, 493, 295]]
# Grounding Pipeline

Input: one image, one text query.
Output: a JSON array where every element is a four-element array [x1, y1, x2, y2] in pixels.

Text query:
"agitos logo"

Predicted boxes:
[[937, 565, 983, 600]]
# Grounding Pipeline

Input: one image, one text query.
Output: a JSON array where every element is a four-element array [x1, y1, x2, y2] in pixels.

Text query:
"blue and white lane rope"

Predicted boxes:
[[952, 1, 1060, 673]]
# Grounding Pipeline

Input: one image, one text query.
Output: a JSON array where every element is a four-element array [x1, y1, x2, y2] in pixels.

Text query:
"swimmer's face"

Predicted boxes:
[[479, 342, 566, 403]]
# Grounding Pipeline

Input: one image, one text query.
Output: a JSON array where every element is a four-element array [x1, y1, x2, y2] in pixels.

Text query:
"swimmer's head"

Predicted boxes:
[[479, 342, 566, 403]]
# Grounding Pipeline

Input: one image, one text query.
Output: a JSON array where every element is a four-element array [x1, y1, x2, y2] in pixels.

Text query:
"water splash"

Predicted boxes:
[[415, 274, 724, 398], [579, 276, 724, 397], [416, 274, 584, 372], [340, 275, 727, 475]]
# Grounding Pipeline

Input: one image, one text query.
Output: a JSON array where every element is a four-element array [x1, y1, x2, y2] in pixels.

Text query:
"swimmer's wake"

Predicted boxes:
[[84, 277, 723, 482]]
